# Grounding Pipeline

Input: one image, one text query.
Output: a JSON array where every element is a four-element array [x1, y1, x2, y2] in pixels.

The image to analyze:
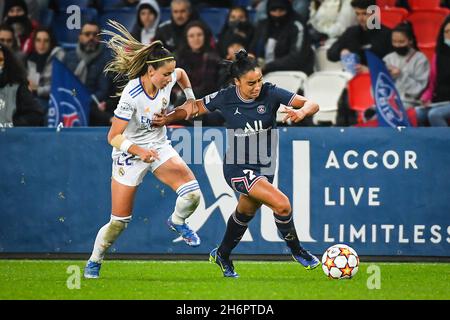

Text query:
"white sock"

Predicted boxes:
[[170, 180, 201, 225], [88, 215, 131, 263]]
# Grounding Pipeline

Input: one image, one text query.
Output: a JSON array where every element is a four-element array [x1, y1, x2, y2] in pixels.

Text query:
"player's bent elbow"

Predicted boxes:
[[107, 131, 117, 145], [107, 132, 114, 145]]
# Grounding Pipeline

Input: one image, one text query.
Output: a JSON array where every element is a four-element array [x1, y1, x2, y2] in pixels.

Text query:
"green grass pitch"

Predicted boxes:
[[0, 260, 449, 300]]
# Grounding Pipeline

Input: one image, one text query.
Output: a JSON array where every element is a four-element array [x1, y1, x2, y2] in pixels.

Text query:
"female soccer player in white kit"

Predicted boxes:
[[84, 21, 202, 278]]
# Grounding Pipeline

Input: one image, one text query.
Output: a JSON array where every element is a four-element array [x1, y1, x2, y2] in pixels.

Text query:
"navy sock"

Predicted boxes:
[[218, 210, 254, 260], [273, 213, 304, 256]]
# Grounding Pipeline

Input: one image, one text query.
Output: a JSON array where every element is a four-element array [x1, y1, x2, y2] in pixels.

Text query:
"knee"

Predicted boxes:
[[110, 215, 132, 231], [273, 197, 291, 216], [178, 188, 202, 212], [184, 188, 201, 206], [236, 209, 257, 218], [428, 109, 440, 120]]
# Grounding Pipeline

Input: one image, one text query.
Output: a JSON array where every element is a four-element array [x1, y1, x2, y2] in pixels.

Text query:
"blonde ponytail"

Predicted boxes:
[[102, 20, 174, 93]]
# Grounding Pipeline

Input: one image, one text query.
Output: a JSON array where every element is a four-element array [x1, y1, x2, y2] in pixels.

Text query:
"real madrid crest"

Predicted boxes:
[[118, 167, 125, 176], [257, 105, 266, 114], [162, 97, 168, 108]]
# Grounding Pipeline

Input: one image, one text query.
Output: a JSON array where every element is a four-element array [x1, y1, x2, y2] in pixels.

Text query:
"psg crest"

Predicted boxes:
[[48, 88, 88, 127], [365, 50, 410, 128], [257, 105, 266, 114], [374, 72, 406, 127], [48, 59, 91, 127]]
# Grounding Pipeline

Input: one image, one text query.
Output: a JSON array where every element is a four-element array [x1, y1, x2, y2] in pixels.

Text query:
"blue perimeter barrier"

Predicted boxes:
[[0, 127, 449, 257]]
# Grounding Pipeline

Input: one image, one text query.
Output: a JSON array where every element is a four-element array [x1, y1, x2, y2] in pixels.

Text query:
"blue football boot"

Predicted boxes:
[[84, 260, 101, 279], [209, 247, 239, 278], [167, 217, 201, 247], [292, 250, 320, 270]]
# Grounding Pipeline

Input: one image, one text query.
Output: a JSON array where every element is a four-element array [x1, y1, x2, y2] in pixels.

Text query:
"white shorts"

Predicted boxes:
[[112, 142, 180, 187]]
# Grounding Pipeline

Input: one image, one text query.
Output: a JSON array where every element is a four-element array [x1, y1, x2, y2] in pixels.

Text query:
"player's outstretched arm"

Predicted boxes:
[[281, 95, 320, 123], [152, 99, 208, 127]]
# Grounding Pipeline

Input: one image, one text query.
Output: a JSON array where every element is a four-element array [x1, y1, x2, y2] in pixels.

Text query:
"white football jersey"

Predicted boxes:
[[112, 71, 177, 157]]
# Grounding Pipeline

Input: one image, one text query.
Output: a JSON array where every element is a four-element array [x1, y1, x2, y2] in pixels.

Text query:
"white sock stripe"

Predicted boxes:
[[178, 184, 200, 196], [177, 183, 200, 194], [232, 212, 248, 227], [274, 216, 292, 224], [110, 214, 132, 223], [176, 180, 199, 194], [177, 184, 200, 197]]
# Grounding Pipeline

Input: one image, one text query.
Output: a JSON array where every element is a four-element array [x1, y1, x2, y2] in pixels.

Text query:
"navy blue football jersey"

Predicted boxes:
[[202, 83, 296, 170]]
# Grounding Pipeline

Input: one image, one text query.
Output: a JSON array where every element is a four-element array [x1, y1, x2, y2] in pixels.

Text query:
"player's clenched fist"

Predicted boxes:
[[152, 112, 166, 127], [138, 148, 159, 163]]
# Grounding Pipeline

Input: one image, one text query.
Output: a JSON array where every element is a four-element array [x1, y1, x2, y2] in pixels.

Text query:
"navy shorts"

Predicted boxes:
[[223, 164, 274, 195]]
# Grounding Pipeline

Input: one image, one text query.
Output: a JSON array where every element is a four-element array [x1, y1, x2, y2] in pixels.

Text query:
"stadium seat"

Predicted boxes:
[[39, 9, 54, 28], [248, 8, 257, 24], [159, 7, 171, 23], [380, 7, 409, 29], [418, 43, 435, 65], [232, 0, 252, 7], [376, 0, 397, 8], [408, 0, 441, 10], [355, 108, 418, 127], [305, 71, 352, 125], [408, 9, 449, 45], [199, 8, 229, 37], [100, 0, 134, 11], [52, 8, 98, 49], [57, 0, 90, 10], [347, 73, 375, 124], [263, 71, 308, 123], [99, 10, 136, 41], [314, 45, 343, 72]]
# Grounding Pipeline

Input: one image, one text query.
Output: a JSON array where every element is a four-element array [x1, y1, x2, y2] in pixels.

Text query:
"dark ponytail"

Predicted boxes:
[[393, 21, 418, 50], [226, 49, 259, 80]]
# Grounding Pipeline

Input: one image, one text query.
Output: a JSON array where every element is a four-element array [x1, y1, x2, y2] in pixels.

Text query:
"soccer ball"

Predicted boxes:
[[321, 244, 359, 279]]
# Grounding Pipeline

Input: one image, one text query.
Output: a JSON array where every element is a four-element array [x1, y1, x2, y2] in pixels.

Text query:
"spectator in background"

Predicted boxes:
[[176, 20, 224, 125], [254, 0, 311, 25], [217, 36, 247, 88], [0, 44, 45, 127], [176, 20, 221, 99], [154, 0, 213, 53], [327, 0, 392, 74], [23, 0, 40, 21], [328, 0, 392, 126], [3, 0, 39, 55], [26, 26, 65, 111], [250, 0, 315, 75], [308, 0, 357, 47], [382, 22, 429, 108], [131, 0, 161, 45], [417, 15, 450, 126], [0, 23, 26, 64], [64, 22, 114, 126], [217, 6, 255, 59]]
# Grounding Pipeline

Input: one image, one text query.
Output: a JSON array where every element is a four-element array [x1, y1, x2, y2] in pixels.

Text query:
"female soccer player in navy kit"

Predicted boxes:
[[153, 49, 320, 277]]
